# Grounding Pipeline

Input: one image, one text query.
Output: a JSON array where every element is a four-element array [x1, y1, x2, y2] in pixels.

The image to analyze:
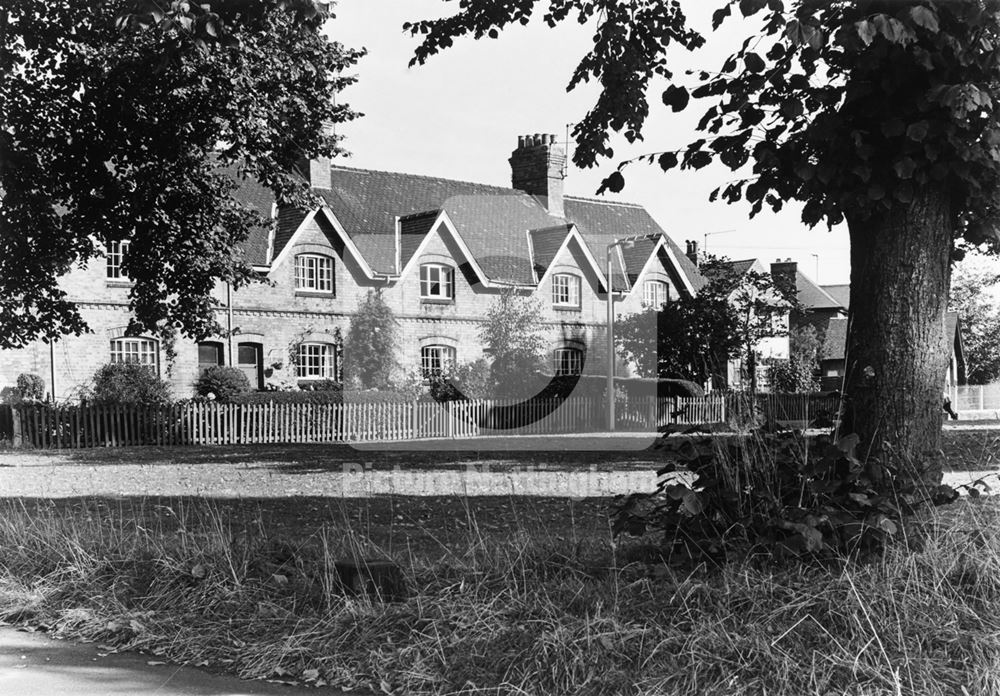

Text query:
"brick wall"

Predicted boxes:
[[1, 217, 686, 400]]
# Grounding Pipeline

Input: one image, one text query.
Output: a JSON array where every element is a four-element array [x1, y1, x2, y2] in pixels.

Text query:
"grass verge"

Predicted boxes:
[[1, 495, 1000, 695]]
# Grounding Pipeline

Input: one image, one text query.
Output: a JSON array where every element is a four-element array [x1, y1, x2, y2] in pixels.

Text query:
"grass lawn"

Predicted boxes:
[[1, 427, 999, 695]]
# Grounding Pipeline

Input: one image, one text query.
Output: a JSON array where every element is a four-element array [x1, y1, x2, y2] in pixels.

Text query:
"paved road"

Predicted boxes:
[[0, 627, 347, 695]]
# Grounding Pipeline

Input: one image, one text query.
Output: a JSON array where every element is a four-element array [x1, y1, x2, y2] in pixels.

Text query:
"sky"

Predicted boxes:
[[326, 0, 854, 285]]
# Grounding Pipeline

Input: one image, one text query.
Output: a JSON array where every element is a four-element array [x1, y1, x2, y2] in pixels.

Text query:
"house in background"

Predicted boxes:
[[819, 313, 966, 392], [0, 133, 705, 401], [767, 259, 966, 391]]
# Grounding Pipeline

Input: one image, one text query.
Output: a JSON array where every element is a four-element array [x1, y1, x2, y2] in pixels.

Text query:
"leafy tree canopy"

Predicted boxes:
[[408, 0, 1000, 248], [0, 0, 361, 347], [343, 290, 398, 390], [480, 289, 546, 396], [616, 256, 793, 389]]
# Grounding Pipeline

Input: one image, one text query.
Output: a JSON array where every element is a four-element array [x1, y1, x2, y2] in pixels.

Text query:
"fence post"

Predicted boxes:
[[11, 407, 21, 448], [447, 400, 454, 438]]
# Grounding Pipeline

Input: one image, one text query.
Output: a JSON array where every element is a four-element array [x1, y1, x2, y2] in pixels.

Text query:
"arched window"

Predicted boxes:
[[297, 342, 338, 380], [419, 263, 454, 300], [643, 280, 670, 308], [106, 240, 130, 280], [553, 347, 583, 376], [551, 273, 581, 307], [294, 254, 334, 293], [420, 344, 456, 378], [110, 337, 158, 372]]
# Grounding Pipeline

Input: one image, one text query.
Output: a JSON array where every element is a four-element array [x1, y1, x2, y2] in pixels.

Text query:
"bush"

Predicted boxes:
[[297, 379, 343, 392], [194, 366, 251, 402], [428, 359, 493, 401], [89, 363, 172, 405], [613, 429, 969, 564], [229, 390, 343, 405], [16, 373, 45, 401]]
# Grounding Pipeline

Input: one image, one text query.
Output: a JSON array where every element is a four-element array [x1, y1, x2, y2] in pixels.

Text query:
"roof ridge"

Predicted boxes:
[[564, 194, 645, 209], [329, 164, 516, 193]]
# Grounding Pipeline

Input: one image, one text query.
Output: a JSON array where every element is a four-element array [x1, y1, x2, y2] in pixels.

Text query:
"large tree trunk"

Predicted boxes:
[[843, 186, 953, 484]]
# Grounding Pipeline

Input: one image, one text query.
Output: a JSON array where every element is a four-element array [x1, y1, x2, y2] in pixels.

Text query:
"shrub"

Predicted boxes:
[[428, 359, 493, 401], [194, 366, 251, 402], [16, 373, 45, 401], [229, 390, 343, 405], [89, 363, 171, 405], [613, 429, 970, 564], [297, 379, 343, 392]]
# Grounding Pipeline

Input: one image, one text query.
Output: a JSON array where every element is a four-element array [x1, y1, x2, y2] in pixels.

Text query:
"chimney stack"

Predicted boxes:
[[770, 258, 798, 300], [295, 121, 334, 190], [685, 240, 699, 266], [509, 133, 566, 218]]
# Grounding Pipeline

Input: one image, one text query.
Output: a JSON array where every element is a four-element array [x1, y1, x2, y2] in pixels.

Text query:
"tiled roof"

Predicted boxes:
[[794, 271, 844, 311], [821, 284, 850, 309], [238, 163, 701, 293], [528, 225, 574, 281], [226, 168, 276, 266], [563, 196, 705, 292], [821, 318, 849, 361], [822, 311, 960, 361], [399, 210, 439, 271], [315, 167, 516, 275]]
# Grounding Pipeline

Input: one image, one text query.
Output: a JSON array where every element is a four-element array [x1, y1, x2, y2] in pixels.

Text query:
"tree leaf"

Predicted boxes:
[[599, 171, 626, 194], [658, 152, 679, 171], [662, 85, 689, 112], [712, 5, 731, 29], [744, 52, 765, 73], [910, 6, 939, 33]]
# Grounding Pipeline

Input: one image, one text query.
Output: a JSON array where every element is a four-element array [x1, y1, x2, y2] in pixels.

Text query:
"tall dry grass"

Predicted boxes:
[[0, 494, 999, 695]]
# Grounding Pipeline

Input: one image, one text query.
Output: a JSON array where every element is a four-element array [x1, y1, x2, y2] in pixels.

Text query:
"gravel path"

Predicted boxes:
[[0, 438, 993, 499]]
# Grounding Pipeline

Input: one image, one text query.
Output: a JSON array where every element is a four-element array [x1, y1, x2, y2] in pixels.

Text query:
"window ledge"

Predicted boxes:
[[106, 280, 133, 288], [553, 304, 582, 312], [294, 291, 336, 298], [420, 298, 455, 305]]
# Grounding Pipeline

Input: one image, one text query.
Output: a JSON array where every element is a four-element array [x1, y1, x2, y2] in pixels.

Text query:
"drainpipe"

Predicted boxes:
[[226, 282, 234, 365], [49, 339, 56, 403]]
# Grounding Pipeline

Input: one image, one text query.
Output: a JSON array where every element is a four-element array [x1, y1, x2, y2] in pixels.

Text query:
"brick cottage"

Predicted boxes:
[[1, 134, 712, 400]]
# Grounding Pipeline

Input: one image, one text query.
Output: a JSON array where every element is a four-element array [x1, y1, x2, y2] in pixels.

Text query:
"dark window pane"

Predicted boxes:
[[238, 345, 258, 365]]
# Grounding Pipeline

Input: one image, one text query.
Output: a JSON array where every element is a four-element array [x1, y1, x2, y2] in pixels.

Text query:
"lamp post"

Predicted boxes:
[[606, 233, 665, 431]]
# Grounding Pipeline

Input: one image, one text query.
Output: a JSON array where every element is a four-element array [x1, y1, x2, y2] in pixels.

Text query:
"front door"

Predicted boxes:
[[237, 343, 263, 390]]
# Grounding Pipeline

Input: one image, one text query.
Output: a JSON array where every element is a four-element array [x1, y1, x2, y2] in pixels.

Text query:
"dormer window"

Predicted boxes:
[[106, 240, 130, 280], [295, 254, 334, 293], [420, 264, 454, 301], [643, 280, 670, 308], [552, 273, 581, 308]]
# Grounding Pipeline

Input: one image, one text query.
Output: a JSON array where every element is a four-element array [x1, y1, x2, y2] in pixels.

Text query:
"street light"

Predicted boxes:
[[606, 233, 665, 431]]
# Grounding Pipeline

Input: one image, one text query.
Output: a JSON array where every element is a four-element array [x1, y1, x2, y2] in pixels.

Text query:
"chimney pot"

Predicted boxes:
[[510, 132, 566, 218]]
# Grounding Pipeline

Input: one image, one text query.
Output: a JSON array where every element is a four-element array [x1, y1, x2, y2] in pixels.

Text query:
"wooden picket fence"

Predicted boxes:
[[6, 393, 840, 450]]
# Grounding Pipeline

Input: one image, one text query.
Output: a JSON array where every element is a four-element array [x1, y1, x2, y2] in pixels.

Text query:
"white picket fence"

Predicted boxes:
[[5, 393, 840, 450], [952, 383, 1000, 415]]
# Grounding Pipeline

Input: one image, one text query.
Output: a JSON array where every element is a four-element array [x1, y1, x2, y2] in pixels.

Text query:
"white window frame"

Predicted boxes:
[[553, 347, 584, 376], [643, 280, 669, 308], [106, 240, 130, 280], [419, 264, 454, 300], [110, 337, 158, 372], [297, 342, 338, 379], [294, 254, 334, 293], [420, 344, 456, 378], [551, 273, 581, 308]]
